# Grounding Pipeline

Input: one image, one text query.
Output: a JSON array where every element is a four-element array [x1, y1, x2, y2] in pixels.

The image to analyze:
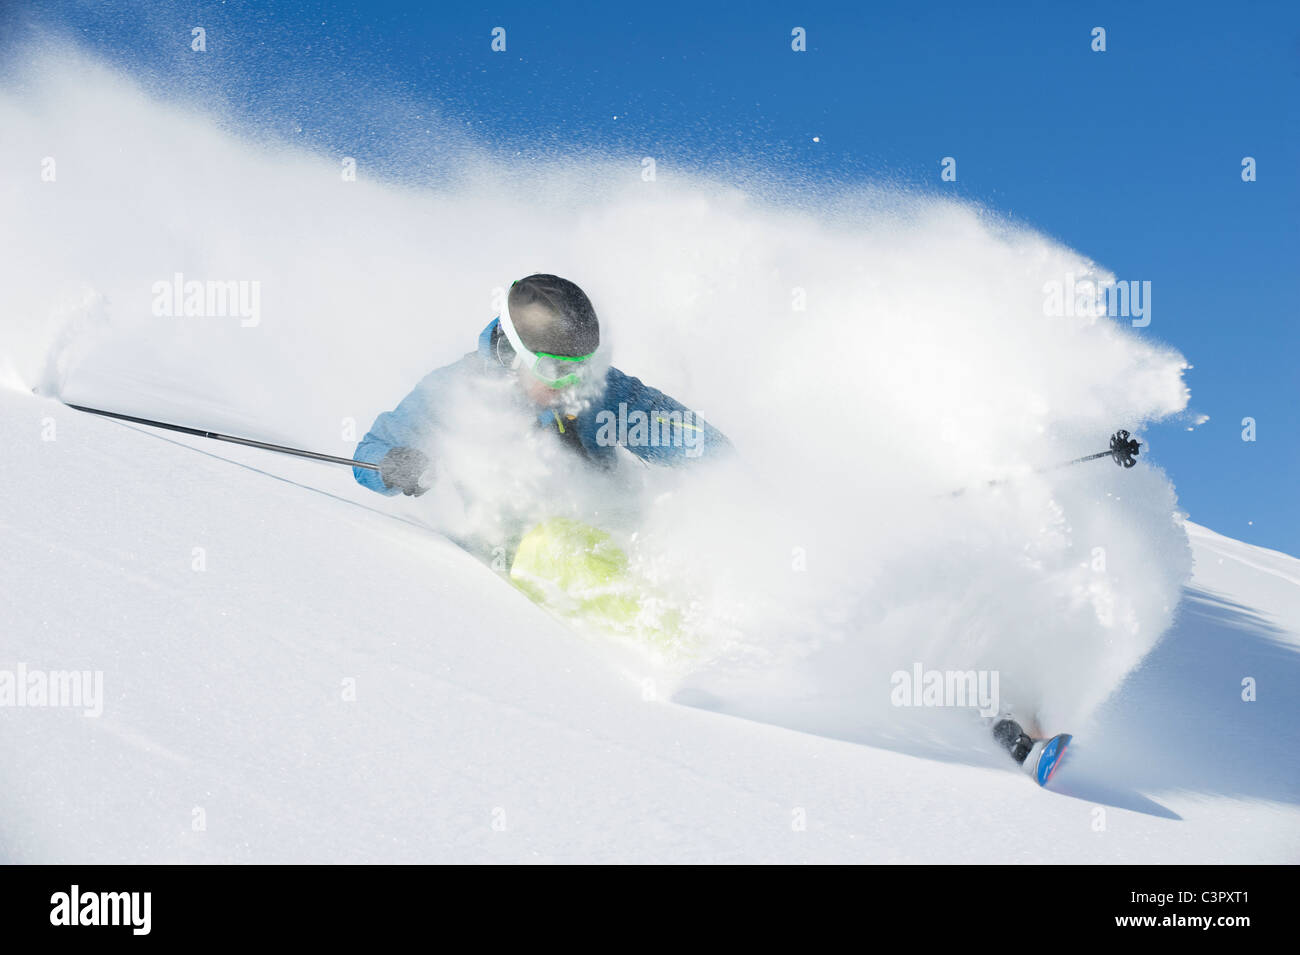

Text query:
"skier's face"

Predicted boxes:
[[519, 372, 564, 407]]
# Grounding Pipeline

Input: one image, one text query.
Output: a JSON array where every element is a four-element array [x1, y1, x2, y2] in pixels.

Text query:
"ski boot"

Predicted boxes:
[[992, 717, 1072, 787], [992, 718, 1035, 765]]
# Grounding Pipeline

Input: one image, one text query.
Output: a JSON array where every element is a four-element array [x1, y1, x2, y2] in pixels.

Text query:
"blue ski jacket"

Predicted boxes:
[[353, 318, 731, 495]]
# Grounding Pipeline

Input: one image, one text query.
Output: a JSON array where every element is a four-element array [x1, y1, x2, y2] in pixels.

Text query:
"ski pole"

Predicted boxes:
[[62, 402, 380, 471], [948, 429, 1140, 497], [1039, 429, 1142, 471]]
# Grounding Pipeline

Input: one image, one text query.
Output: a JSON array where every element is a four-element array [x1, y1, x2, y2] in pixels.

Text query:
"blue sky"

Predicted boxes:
[[12, 0, 1299, 553]]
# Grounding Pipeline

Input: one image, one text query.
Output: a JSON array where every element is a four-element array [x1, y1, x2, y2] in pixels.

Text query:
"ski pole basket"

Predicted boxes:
[[1109, 429, 1141, 468]]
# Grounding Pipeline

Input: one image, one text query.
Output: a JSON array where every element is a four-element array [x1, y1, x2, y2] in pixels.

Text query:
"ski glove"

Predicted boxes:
[[378, 446, 434, 497]]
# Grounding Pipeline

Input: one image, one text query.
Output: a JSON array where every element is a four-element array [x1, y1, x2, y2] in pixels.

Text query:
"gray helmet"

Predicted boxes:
[[506, 274, 600, 357]]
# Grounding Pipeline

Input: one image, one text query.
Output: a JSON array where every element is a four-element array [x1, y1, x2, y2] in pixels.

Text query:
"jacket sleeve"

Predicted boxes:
[[591, 368, 732, 465], [353, 361, 466, 494]]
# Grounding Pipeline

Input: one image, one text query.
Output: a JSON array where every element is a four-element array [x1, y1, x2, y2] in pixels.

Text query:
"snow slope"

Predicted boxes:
[[1, 387, 1296, 863]]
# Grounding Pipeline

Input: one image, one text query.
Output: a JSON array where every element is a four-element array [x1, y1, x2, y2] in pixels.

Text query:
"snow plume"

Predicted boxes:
[[0, 44, 1192, 749]]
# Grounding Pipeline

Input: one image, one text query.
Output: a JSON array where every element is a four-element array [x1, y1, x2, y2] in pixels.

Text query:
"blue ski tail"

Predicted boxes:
[[1035, 733, 1072, 786]]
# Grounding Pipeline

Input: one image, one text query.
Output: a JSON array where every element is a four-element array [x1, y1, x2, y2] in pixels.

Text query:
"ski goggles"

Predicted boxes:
[[498, 302, 595, 389]]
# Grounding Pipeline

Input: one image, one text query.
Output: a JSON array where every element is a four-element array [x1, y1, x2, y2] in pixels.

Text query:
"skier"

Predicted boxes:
[[352, 273, 730, 498], [351, 273, 1068, 784]]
